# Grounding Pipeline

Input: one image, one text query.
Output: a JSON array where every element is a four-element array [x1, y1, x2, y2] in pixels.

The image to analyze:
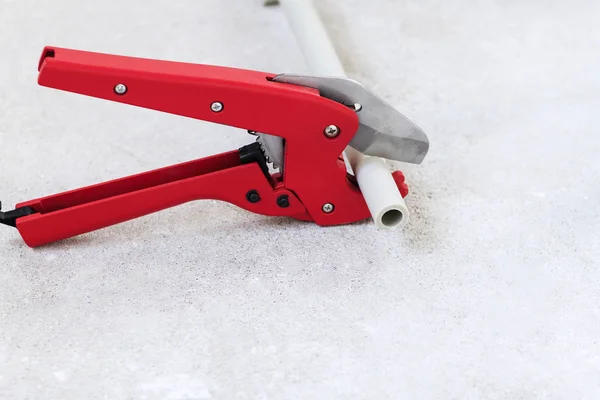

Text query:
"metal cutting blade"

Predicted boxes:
[[256, 132, 285, 170], [270, 74, 429, 164]]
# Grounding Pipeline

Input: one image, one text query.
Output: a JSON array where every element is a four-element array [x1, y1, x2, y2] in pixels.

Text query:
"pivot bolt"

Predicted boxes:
[[322, 203, 335, 213], [246, 190, 261, 203], [276, 195, 290, 208], [114, 83, 127, 95], [211, 101, 224, 112], [324, 125, 340, 138]]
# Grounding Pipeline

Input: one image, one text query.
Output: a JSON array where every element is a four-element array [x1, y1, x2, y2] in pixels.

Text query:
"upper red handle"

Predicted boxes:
[[37, 46, 319, 137]]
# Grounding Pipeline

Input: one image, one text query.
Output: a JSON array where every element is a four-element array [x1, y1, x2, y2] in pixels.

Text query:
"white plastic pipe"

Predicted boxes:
[[278, 0, 409, 229]]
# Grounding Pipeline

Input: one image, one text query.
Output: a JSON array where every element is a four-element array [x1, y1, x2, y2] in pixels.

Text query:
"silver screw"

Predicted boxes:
[[322, 203, 335, 213], [211, 101, 224, 112], [324, 125, 340, 138], [353, 103, 363, 112], [114, 83, 127, 95]]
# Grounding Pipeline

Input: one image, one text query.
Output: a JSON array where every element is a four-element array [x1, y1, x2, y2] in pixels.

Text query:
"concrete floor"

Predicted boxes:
[[1, 0, 599, 399]]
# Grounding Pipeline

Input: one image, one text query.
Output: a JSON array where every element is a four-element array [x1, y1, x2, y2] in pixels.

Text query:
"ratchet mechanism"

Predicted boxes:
[[1, 46, 428, 247]]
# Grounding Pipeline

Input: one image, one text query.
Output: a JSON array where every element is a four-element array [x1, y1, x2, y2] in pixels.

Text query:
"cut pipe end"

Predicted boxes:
[[376, 206, 408, 230], [345, 150, 410, 230], [381, 209, 404, 228]]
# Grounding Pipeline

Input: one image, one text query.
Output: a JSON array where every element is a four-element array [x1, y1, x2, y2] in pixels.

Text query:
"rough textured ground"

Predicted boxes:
[[1, 1, 599, 399]]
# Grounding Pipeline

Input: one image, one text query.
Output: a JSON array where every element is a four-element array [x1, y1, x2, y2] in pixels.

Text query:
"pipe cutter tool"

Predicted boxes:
[[0, 47, 429, 247]]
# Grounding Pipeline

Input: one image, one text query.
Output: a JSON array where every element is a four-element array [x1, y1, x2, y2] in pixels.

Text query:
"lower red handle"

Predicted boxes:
[[15, 151, 307, 247]]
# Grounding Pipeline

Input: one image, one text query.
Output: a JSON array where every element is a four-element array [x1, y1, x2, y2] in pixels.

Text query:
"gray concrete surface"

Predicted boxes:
[[1, 0, 599, 399]]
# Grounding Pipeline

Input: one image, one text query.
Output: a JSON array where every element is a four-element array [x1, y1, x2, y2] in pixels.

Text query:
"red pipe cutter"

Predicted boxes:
[[0, 47, 429, 247]]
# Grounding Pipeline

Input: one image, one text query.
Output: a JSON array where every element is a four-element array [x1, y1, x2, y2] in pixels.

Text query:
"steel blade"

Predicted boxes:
[[271, 74, 429, 164]]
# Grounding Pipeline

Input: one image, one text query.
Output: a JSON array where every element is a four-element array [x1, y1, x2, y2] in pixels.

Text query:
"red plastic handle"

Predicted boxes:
[[16, 151, 307, 247], [37, 46, 319, 135]]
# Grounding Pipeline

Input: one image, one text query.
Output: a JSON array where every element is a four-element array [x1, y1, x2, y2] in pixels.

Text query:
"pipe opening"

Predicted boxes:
[[381, 209, 404, 227]]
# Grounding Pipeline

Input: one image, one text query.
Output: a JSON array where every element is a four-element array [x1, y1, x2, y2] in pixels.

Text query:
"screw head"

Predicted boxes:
[[276, 195, 290, 208], [114, 84, 127, 95], [211, 101, 224, 112], [246, 190, 261, 203], [324, 125, 340, 138], [322, 203, 335, 213]]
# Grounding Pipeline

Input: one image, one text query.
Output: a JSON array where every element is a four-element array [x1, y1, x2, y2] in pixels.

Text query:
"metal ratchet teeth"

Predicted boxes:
[[256, 137, 271, 162], [255, 133, 284, 170]]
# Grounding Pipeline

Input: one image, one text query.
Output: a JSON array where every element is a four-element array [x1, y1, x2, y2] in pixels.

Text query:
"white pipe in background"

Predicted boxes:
[[278, 0, 409, 229]]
